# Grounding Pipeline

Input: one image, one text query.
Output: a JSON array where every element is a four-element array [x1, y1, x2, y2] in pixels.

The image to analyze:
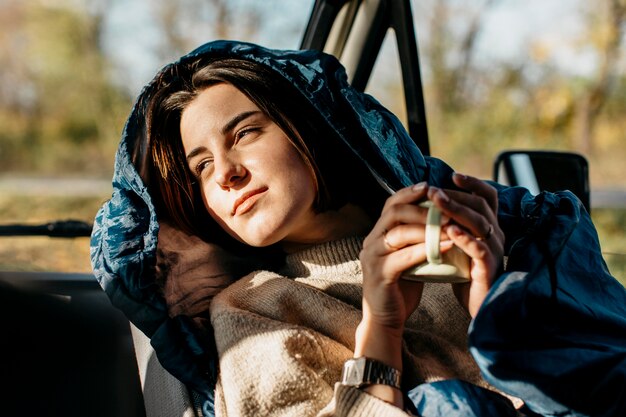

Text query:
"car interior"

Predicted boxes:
[[0, 1, 591, 416]]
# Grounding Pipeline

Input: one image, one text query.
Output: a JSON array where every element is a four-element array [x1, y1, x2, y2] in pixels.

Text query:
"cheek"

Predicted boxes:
[[277, 147, 317, 195], [289, 168, 316, 200], [293, 162, 318, 205], [200, 185, 228, 224]]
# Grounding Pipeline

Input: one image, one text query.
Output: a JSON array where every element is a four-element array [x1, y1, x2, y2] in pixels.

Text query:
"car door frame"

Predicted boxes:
[[300, 0, 431, 156]]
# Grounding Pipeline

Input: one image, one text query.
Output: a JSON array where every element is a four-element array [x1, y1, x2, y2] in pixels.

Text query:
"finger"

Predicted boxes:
[[368, 183, 431, 246], [428, 187, 494, 240], [380, 183, 453, 231], [447, 224, 495, 318], [379, 202, 429, 230], [365, 198, 424, 250], [380, 246, 426, 281], [381, 182, 429, 211], [431, 188, 496, 224], [382, 223, 452, 252], [361, 243, 425, 284], [364, 239, 455, 283], [446, 224, 493, 279], [452, 173, 498, 214], [446, 224, 489, 260], [375, 243, 431, 282]]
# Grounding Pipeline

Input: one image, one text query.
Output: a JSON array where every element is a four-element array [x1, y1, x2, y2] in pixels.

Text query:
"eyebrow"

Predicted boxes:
[[185, 146, 207, 163], [220, 110, 260, 135], [185, 110, 262, 163]]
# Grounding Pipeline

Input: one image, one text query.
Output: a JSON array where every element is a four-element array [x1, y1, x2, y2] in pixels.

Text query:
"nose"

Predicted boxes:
[[214, 155, 248, 190]]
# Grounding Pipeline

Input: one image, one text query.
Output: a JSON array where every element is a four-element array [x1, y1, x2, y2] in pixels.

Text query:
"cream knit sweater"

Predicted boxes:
[[210, 237, 487, 416]]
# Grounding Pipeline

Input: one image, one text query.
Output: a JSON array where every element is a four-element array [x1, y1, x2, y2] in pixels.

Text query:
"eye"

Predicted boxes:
[[235, 127, 260, 143], [194, 158, 213, 177]]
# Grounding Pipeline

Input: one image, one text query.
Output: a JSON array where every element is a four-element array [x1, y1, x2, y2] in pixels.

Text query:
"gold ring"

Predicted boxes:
[[477, 224, 494, 241]]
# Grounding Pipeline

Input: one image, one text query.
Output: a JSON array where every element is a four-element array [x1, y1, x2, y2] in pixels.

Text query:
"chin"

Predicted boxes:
[[235, 229, 281, 248], [219, 219, 278, 248], [243, 235, 280, 248]]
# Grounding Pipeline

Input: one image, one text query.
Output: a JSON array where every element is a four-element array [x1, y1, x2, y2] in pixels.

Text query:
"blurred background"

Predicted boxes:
[[0, 0, 624, 284]]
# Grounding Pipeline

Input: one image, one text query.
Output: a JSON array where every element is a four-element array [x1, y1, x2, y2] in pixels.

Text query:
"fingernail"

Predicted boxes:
[[412, 182, 427, 192], [453, 172, 467, 180], [441, 214, 450, 224], [448, 224, 462, 235], [440, 240, 454, 250], [438, 189, 450, 202]]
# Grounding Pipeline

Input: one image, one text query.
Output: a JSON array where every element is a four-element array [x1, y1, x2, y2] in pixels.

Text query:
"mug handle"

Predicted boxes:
[[421, 201, 442, 265]]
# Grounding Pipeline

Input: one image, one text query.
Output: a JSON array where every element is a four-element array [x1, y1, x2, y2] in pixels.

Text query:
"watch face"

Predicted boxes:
[[342, 357, 366, 386]]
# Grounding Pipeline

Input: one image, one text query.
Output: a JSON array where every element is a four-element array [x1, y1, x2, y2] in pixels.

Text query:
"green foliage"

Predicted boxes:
[[413, 0, 626, 189], [0, 194, 105, 224], [592, 208, 626, 285], [0, 1, 132, 176]]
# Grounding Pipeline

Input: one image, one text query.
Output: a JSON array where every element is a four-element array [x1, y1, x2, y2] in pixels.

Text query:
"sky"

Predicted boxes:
[[100, 0, 597, 96], [102, 0, 314, 94], [477, 0, 595, 75]]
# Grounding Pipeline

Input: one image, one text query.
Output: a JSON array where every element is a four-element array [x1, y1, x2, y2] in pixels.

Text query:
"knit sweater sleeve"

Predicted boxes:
[[318, 384, 413, 417]]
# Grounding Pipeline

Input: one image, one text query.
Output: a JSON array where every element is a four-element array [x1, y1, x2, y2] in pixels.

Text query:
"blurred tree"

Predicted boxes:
[[572, 0, 625, 154], [0, 0, 131, 175], [2, 0, 625, 185], [414, 0, 508, 175], [148, 0, 284, 64], [412, 0, 626, 184], [0, 0, 307, 177], [0, 1, 36, 168], [419, 0, 499, 117]]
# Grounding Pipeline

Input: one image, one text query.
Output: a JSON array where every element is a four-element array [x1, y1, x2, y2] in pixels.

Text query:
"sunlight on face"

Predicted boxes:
[[180, 83, 319, 247]]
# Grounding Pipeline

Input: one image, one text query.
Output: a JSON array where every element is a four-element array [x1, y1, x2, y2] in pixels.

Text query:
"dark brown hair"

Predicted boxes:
[[135, 57, 383, 243]]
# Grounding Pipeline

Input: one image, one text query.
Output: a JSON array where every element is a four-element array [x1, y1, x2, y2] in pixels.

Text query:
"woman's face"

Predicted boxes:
[[180, 83, 318, 247]]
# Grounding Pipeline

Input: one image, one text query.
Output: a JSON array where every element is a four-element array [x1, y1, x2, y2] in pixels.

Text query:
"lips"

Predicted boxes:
[[232, 187, 268, 216]]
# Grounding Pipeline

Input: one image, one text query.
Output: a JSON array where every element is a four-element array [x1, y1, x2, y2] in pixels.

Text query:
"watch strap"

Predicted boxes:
[[341, 357, 401, 389]]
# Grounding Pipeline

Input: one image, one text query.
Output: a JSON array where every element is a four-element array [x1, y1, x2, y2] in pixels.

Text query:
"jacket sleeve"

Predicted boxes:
[[321, 380, 520, 417], [469, 187, 626, 417]]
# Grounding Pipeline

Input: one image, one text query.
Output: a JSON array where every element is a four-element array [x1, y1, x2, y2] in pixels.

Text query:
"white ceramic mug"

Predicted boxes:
[[401, 201, 471, 283]]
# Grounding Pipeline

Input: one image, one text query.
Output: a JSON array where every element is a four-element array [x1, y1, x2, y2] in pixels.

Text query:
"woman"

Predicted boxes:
[[91, 41, 626, 417]]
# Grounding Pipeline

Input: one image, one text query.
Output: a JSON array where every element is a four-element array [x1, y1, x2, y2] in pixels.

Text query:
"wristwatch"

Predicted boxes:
[[341, 357, 402, 390]]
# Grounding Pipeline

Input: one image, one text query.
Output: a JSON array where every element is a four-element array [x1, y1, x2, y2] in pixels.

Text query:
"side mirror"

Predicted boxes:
[[493, 150, 590, 213]]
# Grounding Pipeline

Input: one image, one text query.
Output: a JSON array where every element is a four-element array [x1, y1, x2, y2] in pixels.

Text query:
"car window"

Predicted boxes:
[[1, 0, 623, 286]]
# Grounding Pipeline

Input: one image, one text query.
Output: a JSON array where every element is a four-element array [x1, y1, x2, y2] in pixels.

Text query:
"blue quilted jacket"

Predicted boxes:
[[91, 41, 626, 417]]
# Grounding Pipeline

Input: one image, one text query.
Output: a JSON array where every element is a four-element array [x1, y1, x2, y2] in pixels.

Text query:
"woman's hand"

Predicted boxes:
[[427, 173, 504, 317], [357, 182, 442, 406], [360, 182, 437, 335]]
